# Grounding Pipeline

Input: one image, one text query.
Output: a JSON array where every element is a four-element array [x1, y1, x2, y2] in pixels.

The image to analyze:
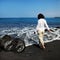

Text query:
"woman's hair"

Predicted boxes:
[[38, 13, 45, 19]]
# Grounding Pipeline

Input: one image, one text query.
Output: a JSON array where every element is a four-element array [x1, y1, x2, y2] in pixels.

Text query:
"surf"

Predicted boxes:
[[0, 27, 60, 47]]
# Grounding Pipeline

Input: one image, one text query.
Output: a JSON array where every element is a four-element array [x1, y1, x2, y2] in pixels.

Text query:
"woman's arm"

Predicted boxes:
[[44, 20, 50, 30]]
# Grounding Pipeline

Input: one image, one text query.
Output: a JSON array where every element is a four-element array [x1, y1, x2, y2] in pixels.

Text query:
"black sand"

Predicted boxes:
[[0, 40, 60, 60]]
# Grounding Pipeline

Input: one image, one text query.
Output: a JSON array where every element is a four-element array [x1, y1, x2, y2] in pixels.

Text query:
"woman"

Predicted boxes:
[[36, 13, 50, 49]]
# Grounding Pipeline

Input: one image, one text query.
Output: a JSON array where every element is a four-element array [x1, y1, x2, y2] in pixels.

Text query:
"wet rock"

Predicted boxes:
[[0, 35, 12, 51], [11, 38, 25, 53], [45, 29, 48, 32], [0, 39, 2, 48], [56, 27, 60, 29], [0, 35, 25, 53], [2, 35, 12, 41]]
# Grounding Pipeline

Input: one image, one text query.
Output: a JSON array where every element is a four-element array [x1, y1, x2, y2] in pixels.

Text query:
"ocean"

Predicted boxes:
[[0, 18, 60, 46], [0, 18, 60, 28]]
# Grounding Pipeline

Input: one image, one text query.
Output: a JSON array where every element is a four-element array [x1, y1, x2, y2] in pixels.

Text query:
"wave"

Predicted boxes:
[[0, 27, 60, 47]]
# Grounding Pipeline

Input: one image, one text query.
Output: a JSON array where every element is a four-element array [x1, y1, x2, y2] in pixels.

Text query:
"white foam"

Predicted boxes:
[[0, 27, 60, 46]]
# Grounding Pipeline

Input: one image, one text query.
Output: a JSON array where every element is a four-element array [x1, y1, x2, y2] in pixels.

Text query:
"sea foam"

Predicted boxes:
[[0, 27, 60, 47]]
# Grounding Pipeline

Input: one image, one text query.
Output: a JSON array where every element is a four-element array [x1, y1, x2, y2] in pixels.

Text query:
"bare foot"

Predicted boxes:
[[39, 43, 46, 49], [42, 45, 45, 49]]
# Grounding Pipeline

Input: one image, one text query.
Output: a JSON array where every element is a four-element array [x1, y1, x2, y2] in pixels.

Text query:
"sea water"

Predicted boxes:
[[0, 18, 60, 46]]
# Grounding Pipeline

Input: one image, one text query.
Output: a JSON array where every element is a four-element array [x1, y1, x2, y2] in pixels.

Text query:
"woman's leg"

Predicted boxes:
[[38, 30, 45, 49]]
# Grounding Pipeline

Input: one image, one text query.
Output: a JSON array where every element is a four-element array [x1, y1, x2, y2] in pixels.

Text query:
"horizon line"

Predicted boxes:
[[0, 16, 59, 18]]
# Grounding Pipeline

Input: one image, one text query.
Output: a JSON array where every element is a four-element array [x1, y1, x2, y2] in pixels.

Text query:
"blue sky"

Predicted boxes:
[[0, 0, 60, 18]]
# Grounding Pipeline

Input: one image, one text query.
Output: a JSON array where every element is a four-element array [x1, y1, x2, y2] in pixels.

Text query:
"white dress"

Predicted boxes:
[[36, 18, 49, 32]]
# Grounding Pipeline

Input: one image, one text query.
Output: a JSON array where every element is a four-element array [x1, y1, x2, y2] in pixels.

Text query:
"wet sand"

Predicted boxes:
[[0, 40, 60, 60]]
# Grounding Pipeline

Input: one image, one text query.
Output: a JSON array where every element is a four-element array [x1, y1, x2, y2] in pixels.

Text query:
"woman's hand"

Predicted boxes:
[[48, 30, 51, 32]]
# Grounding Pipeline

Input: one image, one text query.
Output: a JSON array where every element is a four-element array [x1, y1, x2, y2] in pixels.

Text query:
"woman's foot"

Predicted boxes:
[[39, 44, 46, 49], [42, 45, 45, 49]]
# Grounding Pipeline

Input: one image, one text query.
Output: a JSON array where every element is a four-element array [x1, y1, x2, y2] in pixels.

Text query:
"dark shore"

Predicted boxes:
[[0, 40, 60, 60]]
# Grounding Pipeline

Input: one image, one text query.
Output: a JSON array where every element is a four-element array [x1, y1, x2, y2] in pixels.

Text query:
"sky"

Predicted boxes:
[[0, 0, 60, 18]]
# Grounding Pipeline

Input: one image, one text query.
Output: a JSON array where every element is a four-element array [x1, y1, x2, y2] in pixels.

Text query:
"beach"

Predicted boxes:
[[0, 40, 60, 60], [0, 0, 60, 60], [0, 18, 60, 60]]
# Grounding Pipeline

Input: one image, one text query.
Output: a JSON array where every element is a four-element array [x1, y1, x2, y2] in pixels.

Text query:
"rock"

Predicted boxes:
[[0, 35, 25, 52], [2, 35, 12, 41], [56, 27, 60, 29], [11, 38, 25, 53], [0, 39, 2, 45], [45, 29, 48, 32], [1, 35, 12, 47], [0, 35, 12, 51], [0, 39, 2, 48]]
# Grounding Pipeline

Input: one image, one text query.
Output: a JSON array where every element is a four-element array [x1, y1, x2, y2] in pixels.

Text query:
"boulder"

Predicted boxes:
[[0, 35, 25, 53], [11, 38, 25, 53]]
